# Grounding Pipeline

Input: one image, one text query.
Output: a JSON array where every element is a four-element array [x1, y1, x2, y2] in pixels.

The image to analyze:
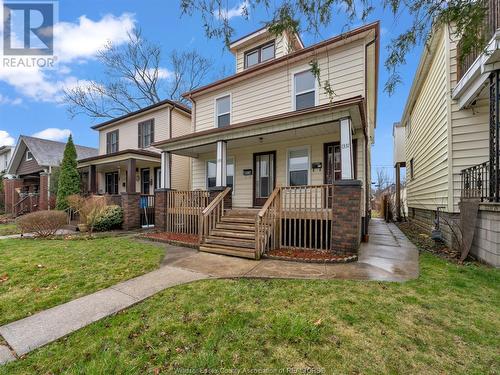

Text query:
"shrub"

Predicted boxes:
[[16, 210, 67, 238], [56, 135, 80, 211], [93, 205, 123, 232]]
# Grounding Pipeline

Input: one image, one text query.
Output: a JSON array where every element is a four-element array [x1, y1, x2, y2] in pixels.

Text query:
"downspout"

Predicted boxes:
[[363, 32, 378, 240]]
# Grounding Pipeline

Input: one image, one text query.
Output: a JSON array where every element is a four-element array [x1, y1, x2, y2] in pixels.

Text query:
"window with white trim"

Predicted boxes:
[[294, 70, 316, 110], [26, 150, 33, 161], [216, 95, 231, 128], [207, 158, 234, 188], [288, 148, 310, 186]]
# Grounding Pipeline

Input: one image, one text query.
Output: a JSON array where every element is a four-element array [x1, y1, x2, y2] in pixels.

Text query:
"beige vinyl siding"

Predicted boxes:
[[191, 131, 366, 215], [235, 34, 287, 73], [171, 109, 192, 190], [448, 33, 490, 212], [406, 34, 449, 211], [195, 39, 366, 132], [98, 107, 170, 154]]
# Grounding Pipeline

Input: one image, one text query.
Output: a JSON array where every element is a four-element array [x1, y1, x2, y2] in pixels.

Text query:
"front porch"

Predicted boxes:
[[153, 101, 370, 259]]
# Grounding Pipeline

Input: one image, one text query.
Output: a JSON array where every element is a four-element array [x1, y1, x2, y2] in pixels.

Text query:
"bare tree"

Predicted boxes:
[[375, 168, 391, 194], [64, 29, 212, 120], [168, 50, 212, 102]]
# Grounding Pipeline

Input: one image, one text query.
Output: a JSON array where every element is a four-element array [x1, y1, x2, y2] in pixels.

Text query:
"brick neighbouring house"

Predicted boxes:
[[3, 135, 97, 216]]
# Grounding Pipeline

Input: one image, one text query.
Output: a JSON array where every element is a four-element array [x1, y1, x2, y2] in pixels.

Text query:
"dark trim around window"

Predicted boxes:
[[106, 130, 119, 154], [244, 40, 276, 69], [138, 119, 155, 148]]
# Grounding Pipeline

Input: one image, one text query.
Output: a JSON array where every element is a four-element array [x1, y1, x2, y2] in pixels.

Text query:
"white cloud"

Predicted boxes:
[[32, 128, 71, 141], [54, 13, 135, 63], [157, 68, 173, 80], [0, 94, 22, 105], [216, 1, 249, 20], [0, 7, 136, 103], [0, 130, 15, 146]]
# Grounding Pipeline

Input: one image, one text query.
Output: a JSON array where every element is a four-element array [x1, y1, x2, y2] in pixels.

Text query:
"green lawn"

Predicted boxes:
[[0, 223, 19, 236], [0, 237, 164, 326], [1, 253, 498, 374]]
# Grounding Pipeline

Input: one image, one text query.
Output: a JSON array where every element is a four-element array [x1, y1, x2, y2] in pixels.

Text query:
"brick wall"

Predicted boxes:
[[154, 189, 168, 231], [3, 178, 23, 216], [121, 193, 140, 230], [39, 173, 49, 211], [331, 180, 362, 253]]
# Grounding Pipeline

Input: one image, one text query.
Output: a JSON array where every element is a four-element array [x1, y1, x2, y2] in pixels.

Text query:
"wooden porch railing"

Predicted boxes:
[[199, 187, 232, 243], [166, 190, 211, 235], [256, 184, 335, 257], [13, 194, 39, 217]]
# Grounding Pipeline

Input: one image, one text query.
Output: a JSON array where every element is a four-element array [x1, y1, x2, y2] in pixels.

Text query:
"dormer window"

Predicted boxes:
[[244, 41, 275, 68], [216, 95, 231, 128]]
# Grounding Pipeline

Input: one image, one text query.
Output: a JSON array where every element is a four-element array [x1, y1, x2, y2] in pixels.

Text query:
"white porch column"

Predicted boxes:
[[216, 140, 227, 187], [340, 117, 354, 180], [160, 151, 171, 189]]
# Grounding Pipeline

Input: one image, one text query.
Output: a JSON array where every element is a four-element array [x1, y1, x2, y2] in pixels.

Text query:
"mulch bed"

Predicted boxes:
[[140, 232, 199, 248], [266, 249, 358, 263], [396, 221, 464, 262]]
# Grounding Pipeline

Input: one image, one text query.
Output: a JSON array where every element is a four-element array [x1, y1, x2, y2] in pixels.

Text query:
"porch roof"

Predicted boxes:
[[153, 96, 366, 157], [77, 149, 160, 168]]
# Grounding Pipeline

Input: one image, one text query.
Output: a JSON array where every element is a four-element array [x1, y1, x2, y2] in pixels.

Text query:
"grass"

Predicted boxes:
[[0, 223, 19, 236], [1, 253, 498, 374], [0, 236, 164, 326]]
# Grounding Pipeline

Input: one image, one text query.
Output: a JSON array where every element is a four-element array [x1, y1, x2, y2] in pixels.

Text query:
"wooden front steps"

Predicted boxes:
[[199, 208, 260, 259]]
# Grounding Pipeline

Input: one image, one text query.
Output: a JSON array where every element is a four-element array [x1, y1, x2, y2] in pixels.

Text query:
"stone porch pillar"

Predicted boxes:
[[121, 192, 140, 230], [39, 172, 49, 211], [331, 180, 362, 254], [154, 188, 169, 232]]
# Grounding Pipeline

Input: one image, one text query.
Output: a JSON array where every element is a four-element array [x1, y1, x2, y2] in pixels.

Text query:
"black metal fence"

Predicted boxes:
[[461, 161, 499, 202]]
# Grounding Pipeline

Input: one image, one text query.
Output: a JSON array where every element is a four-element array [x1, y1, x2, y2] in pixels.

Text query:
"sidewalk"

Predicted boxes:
[[0, 219, 418, 365]]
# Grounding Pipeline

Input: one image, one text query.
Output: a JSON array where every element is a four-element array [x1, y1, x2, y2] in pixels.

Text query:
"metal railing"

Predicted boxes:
[[457, 0, 500, 81], [461, 161, 499, 202]]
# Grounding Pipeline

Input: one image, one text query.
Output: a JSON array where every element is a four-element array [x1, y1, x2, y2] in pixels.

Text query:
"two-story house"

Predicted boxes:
[[77, 99, 192, 195], [395, 0, 500, 266], [153, 23, 379, 259], [0, 146, 13, 175]]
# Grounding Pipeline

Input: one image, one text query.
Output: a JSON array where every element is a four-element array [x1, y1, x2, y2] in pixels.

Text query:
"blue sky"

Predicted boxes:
[[0, 0, 420, 181]]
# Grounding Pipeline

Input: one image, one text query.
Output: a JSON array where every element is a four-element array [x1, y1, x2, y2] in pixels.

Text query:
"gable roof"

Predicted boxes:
[[91, 99, 191, 130], [7, 135, 98, 174]]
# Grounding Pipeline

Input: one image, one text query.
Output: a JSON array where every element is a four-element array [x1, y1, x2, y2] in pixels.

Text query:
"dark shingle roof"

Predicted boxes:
[[20, 135, 98, 166]]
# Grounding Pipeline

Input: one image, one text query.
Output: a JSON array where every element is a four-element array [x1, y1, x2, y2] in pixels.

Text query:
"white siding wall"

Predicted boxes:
[[448, 32, 490, 212], [406, 34, 449, 211], [195, 39, 366, 132], [190, 132, 366, 214], [98, 107, 171, 154]]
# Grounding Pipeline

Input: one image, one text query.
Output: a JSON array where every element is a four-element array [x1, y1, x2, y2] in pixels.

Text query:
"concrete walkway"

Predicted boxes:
[[0, 228, 75, 240], [162, 219, 419, 282], [0, 218, 418, 365]]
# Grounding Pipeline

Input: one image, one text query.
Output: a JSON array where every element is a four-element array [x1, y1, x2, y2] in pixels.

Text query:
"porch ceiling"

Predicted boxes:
[[157, 98, 364, 158]]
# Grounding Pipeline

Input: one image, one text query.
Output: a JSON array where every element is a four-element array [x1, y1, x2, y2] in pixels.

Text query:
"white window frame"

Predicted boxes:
[[214, 93, 232, 128], [286, 146, 311, 186], [291, 67, 318, 111], [26, 150, 33, 161], [206, 157, 235, 190]]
